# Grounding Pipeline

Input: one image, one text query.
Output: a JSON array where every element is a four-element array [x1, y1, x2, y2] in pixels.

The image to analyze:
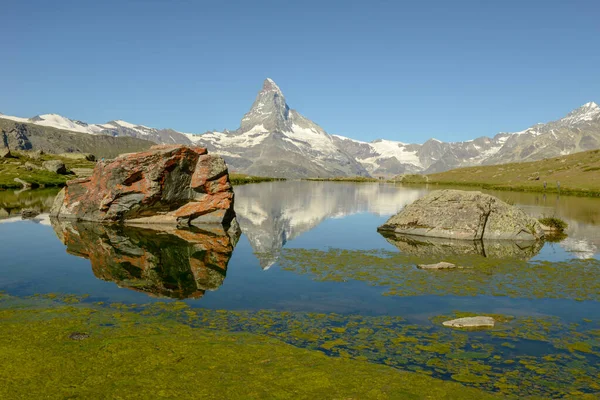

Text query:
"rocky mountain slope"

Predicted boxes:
[[0, 113, 193, 145], [334, 102, 600, 175], [0, 118, 153, 158], [2, 80, 598, 177]]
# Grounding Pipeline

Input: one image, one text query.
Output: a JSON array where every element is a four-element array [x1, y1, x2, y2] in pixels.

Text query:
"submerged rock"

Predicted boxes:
[[68, 332, 90, 341], [442, 316, 495, 328], [50, 145, 236, 227], [417, 262, 459, 270], [378, 190, 545, 241]]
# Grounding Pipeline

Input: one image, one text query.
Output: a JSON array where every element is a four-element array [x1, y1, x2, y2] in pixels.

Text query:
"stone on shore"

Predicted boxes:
[[0, 147, 12, 158], [50, 145, 236, 228], [14, 178, 32, 189], [378, 189, 545, 241], [442, 316, 495, 329], [21, 208, 40, 219], [42, 160, 68, 174]]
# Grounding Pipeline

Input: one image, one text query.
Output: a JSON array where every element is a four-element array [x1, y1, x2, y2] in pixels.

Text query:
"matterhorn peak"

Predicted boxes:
[[262, 78, 283, 94], [240, 78, 292, 133]]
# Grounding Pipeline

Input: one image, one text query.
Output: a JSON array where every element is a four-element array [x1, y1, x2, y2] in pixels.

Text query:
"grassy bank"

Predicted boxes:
[[229, 173, 286, 185], [0, 295, 496, 400], [0, 152, 95, 189], [413, 149, 600, 197], [304, 176, 380, 183]]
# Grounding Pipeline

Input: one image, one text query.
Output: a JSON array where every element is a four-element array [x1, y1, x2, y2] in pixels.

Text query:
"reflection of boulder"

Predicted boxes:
[[51, 219, 240, 299], [380, 232, 543, 260]]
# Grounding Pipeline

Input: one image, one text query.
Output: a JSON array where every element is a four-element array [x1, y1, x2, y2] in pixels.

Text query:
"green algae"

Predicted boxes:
[[0, 298, 497, 400], [2, 294, 600, 398], [277, 248, 600, 301]]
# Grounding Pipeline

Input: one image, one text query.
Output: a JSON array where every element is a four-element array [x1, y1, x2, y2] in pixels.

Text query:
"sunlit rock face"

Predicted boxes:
[[50, 145, 236, 227], [380, 232, 544, 260], [51, 220, 240, 299], [379, 190, 545, 241]]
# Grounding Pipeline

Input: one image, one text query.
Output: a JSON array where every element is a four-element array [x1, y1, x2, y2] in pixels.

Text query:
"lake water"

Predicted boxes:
[[1, 181, 599, 397]]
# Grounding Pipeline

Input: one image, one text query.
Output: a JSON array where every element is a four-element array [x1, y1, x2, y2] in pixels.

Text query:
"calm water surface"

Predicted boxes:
[[1, 182, 599, 397]]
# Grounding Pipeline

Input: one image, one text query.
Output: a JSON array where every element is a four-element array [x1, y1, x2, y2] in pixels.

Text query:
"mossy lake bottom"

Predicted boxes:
[[1, 181, 600, 398]]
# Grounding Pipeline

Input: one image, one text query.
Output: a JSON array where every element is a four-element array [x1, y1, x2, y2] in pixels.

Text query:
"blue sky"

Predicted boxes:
[[2, 0, 599, 143]]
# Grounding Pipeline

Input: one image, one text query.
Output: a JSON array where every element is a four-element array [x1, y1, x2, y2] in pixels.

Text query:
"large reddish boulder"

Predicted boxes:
[[50, 145, 236, 227]]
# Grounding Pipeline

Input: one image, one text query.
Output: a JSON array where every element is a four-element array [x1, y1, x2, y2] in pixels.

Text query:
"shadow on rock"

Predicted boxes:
[[51, 219, 241, 299], [379, 232, 544, 260]]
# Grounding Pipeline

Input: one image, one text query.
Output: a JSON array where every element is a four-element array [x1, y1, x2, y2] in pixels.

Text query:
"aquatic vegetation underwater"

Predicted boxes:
[[0, 294, 494, 400], [277, 248, 600, 301], [1, 293, 598, 398]]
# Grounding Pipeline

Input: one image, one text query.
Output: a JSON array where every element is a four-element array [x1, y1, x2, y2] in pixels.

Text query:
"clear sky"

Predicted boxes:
[[2, 0, 599, 143]]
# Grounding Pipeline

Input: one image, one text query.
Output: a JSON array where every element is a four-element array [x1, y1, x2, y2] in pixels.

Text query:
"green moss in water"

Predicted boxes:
[[0, 302, 498, 399], [277, 248, 600, 301], [2, 294, 600, 399]]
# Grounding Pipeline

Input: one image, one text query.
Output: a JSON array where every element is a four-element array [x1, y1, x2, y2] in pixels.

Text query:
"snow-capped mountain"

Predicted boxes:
[[334, 102, 600, 175], [2, 80, 599, 177], [0, 113, 193, 145], [186, 78, 369, 178]]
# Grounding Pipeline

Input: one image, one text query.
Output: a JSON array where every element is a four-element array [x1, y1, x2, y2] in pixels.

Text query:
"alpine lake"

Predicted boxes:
[[1, 181, 599, 399]]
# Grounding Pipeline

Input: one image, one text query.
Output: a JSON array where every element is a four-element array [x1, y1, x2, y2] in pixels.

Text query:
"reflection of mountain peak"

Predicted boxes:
[[51, 220, 240, 299], [233, 182, 429, 268]]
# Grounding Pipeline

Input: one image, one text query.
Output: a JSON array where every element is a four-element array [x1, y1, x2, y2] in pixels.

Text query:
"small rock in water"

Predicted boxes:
[[442, 316, 495, 329], [417, 261, 458, 270], [68, 332, 90, 341], [21, 208, 40, 219]]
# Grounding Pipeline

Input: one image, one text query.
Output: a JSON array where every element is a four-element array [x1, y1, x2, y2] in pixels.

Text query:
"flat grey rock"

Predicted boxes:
[[442, 316, 495, 328], [417, 261, 458, 270]]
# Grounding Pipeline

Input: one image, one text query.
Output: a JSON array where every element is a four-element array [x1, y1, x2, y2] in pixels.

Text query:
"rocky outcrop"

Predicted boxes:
[[378, 190, 545, 241], [50, 145, 237, 227], [51, 220, 240, 299]]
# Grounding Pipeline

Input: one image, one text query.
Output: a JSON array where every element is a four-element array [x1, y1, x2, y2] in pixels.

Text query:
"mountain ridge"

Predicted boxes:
[[2, 81, 598, 177]]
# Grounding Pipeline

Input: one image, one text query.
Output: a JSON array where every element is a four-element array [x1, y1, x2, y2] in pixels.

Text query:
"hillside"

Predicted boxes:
[[0, 119, 153, 159], [416, 149, 600, 196]]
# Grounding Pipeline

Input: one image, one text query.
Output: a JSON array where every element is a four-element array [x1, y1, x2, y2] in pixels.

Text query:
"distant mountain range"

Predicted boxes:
[[2, 79, 599, 177]]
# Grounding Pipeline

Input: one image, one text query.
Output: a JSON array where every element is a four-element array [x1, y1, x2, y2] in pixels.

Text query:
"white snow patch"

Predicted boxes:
[[0, 114, 29, 123]]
